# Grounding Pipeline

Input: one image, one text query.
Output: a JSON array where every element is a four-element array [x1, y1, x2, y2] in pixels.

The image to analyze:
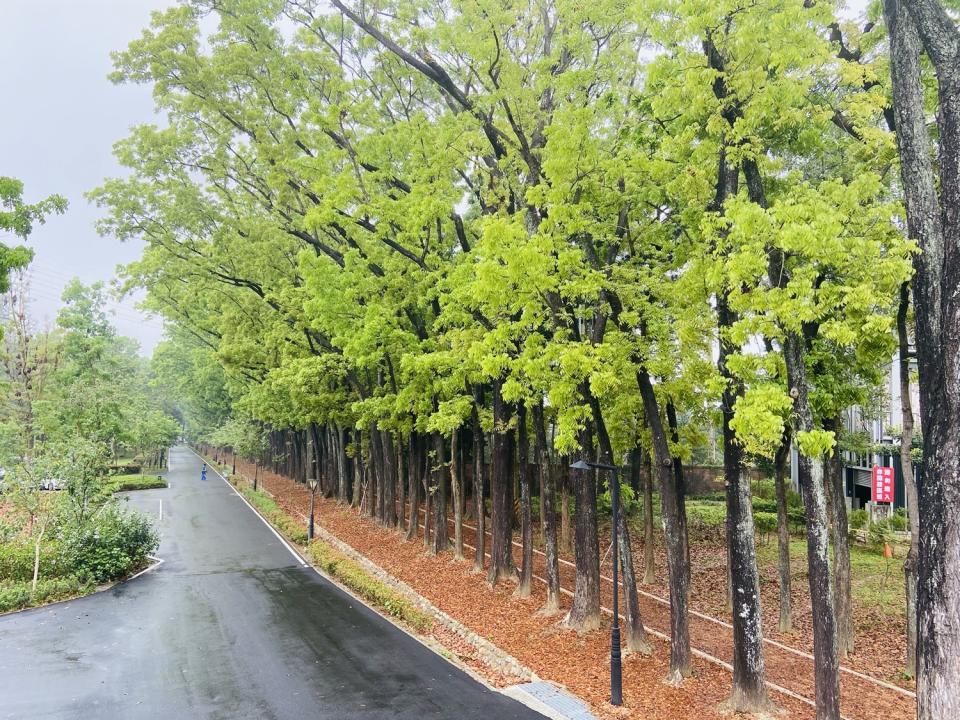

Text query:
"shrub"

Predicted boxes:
[[0, 576, 93, 614], [849, 509, 869, 531], [890, 511, 908, 532], [0, 539, 68, 582], [752, 479, 777, 500], [754, 512, 777, 539], [686, 503, 726, 543], [56, 504, 159, 584], [308, 541, 432, 632], [869, 520, 894, 553], [598, 483, 639, 517]]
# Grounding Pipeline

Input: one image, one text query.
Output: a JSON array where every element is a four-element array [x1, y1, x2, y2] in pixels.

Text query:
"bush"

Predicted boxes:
[[849, 509, 869, 531], [0, 539, 69, 582], [890, 511, 908, 532], [754, 512, 777, 538], [56, 504, 159, 584], [0, 576, 93, 614], [106, 474, 167, 492], [308, 541, 432, 632], [686, 503, 726, 543], [598, 483, 639, 517], [752, 479, 776, 500], [869, 520, 894, 553]]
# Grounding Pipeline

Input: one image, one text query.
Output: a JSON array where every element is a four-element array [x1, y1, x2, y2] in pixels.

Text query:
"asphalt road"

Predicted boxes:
[[0, 446, 545, 720]]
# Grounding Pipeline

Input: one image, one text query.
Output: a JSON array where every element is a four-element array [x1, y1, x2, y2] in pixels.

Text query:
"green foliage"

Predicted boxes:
[[106, 474, 167, 492], [597, 482, 639, 517], [0, 177, 67, 294], [890, 510, 908, 532], [0, 576, 93, 614], [308, 540, 432, 632], [849, 509, 869, 531], [55, 504, 158, 584], [754, 512, 777, 538], [868, 520, 894, 553]]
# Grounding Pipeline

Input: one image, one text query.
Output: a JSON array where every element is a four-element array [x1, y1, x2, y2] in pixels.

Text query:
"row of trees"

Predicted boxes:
[[98, 1, 959, 717]]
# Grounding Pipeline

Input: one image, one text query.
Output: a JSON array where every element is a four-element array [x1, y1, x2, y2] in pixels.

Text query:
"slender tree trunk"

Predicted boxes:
[[471, 403, 486, 573], [431, 431, 448, 554], [406, 432, 419, 541], [638, 369, 691, 682], [451, 430, 464, 560], [31, 526, 44, 595], [533, 401, 561, 614], [515, 403, 533, 598], [564, 426, 601, 633], [643, 450, 655, 584], [825, 417, 853, 658], [718, 288, 770, 712], [898, 283, 920, 677], [397, 432, 406, 531], [590, 396, 650, 654], [561, 464, 572, 555], [487, 381, 516, 585], [337, 425, 348, 504], [383, 431, 399, 527], [784, 334, 840, 720], [774, 429, 793, 633]]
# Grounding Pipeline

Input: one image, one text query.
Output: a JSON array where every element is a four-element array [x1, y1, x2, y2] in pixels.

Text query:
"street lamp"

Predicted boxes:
[[307, 477, 319, 541], [570, 458, 623, 707]]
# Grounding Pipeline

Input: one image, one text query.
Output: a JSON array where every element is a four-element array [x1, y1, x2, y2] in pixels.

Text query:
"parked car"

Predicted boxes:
[[39, 478, 64, 491]]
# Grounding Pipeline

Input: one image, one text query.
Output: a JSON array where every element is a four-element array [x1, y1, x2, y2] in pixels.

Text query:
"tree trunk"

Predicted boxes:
[[884, 3, 960, 712], [590, 395, 650, 654], [564, 426, 601, 633], [637, 368, 691, 682], [487, 381, 515, 585], [397, 432, 406, 531], [515, 403, 533, 598], [561, 464, 572, 555], [31, 526, 44, 595], [784, 334, 840, 720], [898, 282, 920, 677], [432, 431, 448, 554], [825, 417, 853, 658], [471, 402, 486, 573], [718, 287, 770, 712], [382, 430, 398, 527], [406, 432, 420, 541], [774, 429, 793, 633], [451, 430, 464, 560], [643, 450, 655, 584], [533, 401, 561, 614]]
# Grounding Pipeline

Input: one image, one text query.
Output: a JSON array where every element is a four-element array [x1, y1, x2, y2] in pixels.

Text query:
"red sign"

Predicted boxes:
[[872, 466, 894, 503]]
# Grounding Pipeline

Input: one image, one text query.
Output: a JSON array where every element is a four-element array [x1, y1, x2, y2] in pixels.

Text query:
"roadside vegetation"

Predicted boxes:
[[0, 225, 177, 613]]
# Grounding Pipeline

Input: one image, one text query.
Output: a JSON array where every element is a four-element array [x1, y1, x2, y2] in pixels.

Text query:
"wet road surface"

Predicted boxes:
[[0, 446, 545, 720]]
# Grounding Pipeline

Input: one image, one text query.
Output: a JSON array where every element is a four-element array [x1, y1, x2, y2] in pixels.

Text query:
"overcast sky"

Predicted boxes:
[[0, 0, 172, 355]]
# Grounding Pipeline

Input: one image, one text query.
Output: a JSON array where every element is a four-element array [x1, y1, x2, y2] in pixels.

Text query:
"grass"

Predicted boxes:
[[105, 473, 168, 493], [756, 537, 906, 618]]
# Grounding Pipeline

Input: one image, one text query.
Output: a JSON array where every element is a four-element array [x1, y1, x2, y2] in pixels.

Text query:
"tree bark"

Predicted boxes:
[[718, 288, 771, 712], [382, 430, 398, 527], [406, 432, 420, 541], [533, 400, 561, 614], [561, 464, 572, 555], [643, 450, 655, 584], [515, 403, 533, 597], [564, 426, 601, 633], [774, 428, 793, 633], [637, 369, 691, 682], [590, 396, 650, 654], [824, 417, 853, 658], [898, 283, 920, 677], [451, 429, 464, 560], [431, 431, 448, 554], [884, 4, 960, 714], [471, 401, 486, 573], [487, 381, 516, 585]]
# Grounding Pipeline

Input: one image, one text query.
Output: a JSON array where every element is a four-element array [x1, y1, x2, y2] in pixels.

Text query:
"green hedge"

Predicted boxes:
[[0, 576, 94, 614], [106, 473, 168, 492], [0, 540, 69, 583], [308, 541, 432, 632]]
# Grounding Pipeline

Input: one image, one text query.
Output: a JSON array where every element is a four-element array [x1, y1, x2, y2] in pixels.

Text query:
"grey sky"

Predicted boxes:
[[0, 0, 171, 354]]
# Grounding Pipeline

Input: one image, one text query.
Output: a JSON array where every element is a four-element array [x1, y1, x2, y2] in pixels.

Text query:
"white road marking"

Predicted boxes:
[[158, 499, 163, 522]]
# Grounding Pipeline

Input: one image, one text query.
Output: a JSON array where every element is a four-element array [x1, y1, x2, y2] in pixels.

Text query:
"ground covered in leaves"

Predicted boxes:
[[224, 457, 914, 720]]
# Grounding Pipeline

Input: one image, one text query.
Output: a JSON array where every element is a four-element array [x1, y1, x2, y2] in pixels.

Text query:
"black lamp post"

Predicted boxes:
[[307, 477, 319, 540], [571, 458, 623, 707]]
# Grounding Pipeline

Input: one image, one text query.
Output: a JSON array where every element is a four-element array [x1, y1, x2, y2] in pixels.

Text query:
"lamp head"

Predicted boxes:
[[570, 459, 592, 471], [307, 478, 319, 492]]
